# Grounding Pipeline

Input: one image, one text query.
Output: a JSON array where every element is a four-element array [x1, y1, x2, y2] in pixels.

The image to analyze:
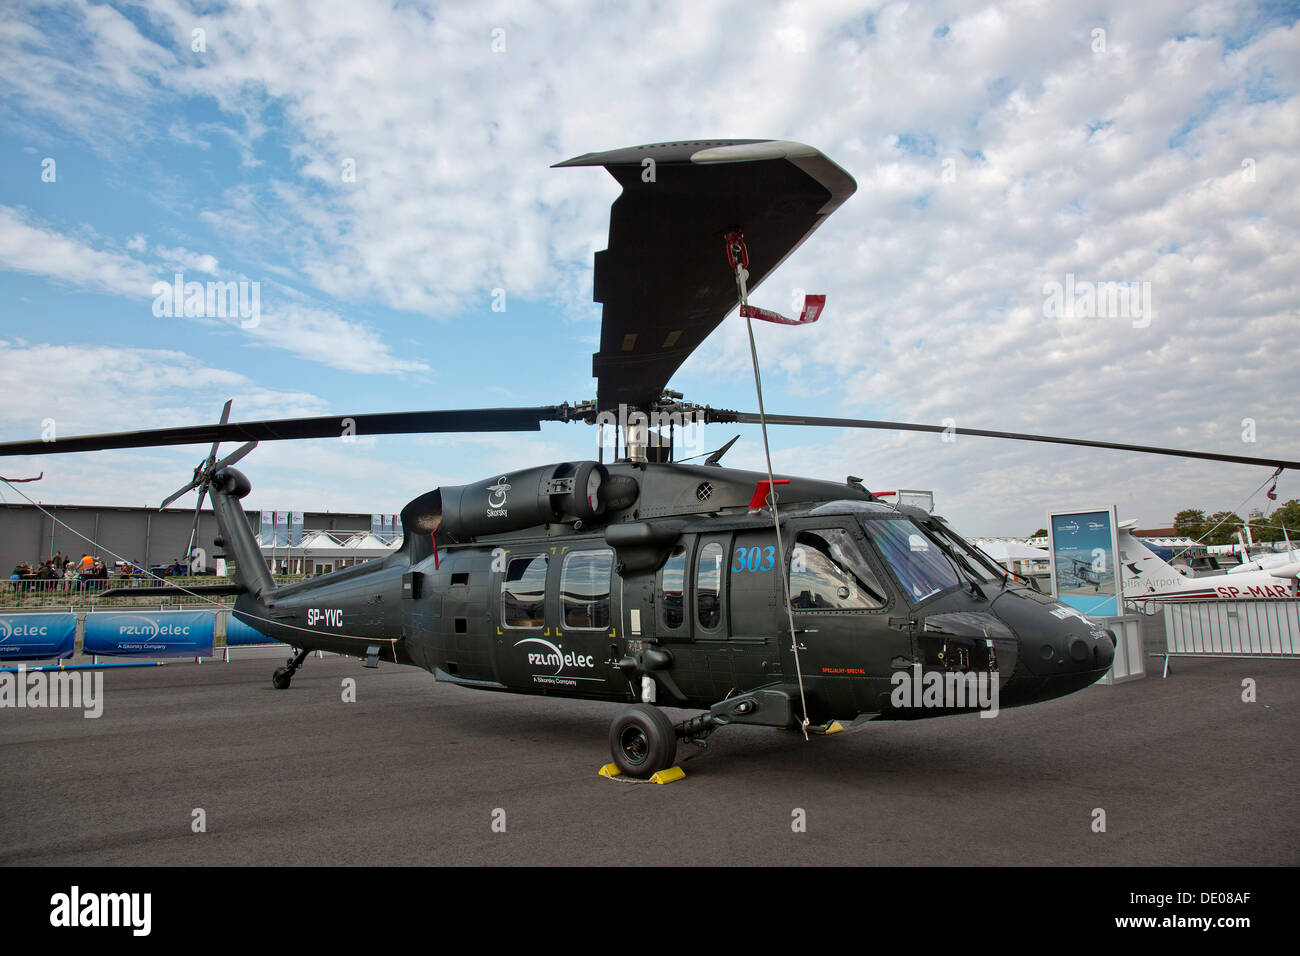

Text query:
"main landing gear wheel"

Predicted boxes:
[[271, 648, 310, 690], [609, 704, 677, 779]]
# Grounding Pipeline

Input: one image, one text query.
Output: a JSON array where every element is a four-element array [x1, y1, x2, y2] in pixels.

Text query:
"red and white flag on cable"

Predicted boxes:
[[741, 296, 826, 326], [1266, 466, 1282, 501], [725, 228, 826, 326]]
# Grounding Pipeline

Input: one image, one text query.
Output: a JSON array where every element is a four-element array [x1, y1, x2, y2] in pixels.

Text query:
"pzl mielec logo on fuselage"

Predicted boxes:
[[514, 637, 594, 674], [307, 609, 344, 627]]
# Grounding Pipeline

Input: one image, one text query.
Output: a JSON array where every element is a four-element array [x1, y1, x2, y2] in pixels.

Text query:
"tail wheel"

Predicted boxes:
[[609, 704, 677, 778]]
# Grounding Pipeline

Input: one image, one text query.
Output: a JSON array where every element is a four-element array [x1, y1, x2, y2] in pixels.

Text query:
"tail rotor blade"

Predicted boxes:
[[161, 477, 200, 510], [198, 399, 235, 475], [185, 486, 207, 565], [213, 441, 258, 472]]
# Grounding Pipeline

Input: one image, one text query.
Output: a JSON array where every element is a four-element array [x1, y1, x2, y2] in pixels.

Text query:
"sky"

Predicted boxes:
[[0, 0, 1297, 537]]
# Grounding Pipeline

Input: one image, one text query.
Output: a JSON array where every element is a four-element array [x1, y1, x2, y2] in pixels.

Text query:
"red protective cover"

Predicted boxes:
[[740, 294, 825, 326], [748, 479, 791, 510]]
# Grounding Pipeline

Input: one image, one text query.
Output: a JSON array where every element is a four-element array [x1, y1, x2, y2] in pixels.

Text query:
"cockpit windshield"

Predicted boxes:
[[927, 523, 1005, 583], [858, 516, 963, 603]]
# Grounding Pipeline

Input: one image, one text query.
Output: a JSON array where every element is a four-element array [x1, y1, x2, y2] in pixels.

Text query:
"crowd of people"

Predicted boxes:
[[8, 551, 191, 595]]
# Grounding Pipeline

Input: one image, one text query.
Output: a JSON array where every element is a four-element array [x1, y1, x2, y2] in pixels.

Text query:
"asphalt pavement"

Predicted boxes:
[[1, 651, 1295, 866]]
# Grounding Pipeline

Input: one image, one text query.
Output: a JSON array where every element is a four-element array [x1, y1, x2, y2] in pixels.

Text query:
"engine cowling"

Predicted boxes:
[[437, 461, 611, 539]]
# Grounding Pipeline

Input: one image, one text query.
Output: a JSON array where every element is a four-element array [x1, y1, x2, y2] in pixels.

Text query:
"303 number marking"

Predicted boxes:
[[732, 545, 775, 573]]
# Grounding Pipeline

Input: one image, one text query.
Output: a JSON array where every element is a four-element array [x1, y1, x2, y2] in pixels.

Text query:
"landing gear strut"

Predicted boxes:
[[272, 648, 310, 689], [605, 688, 798, 778]]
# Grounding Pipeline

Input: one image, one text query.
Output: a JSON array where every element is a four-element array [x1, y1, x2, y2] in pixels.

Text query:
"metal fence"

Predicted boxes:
[[1095, 614, 1145, 683], [1159, 598, 1300, 676], [2, 575, 306, 609]]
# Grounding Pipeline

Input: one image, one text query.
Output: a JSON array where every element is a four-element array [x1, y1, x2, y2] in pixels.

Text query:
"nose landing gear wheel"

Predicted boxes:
[[609, 704, 677, 778]]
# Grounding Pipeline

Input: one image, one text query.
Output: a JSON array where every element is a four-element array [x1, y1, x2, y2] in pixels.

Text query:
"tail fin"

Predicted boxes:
[[1117, 528, 1194, 598], [208, 467, 275, 600]]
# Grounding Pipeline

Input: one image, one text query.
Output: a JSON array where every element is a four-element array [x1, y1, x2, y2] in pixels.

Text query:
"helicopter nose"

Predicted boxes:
[[1027, 627, 1115, 676], [1093, 629, 1116, 670]]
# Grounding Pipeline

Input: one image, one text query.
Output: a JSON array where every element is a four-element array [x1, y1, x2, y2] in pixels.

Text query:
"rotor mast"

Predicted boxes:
[[568, 391, 737, 465]]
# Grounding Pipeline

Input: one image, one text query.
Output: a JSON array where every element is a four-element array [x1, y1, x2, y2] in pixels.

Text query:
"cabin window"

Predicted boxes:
[[789, 529, 887, 610], [502, 554, 547, 627], [697, 542, 724, 630], [659, 545, 687, 630], [561, 549, 613, 630]]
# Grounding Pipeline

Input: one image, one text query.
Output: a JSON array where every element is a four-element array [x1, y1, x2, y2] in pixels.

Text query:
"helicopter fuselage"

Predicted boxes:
[[227, 460, 1117, 728]]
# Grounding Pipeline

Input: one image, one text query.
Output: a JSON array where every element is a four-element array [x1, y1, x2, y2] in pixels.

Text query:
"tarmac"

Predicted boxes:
[[1, 648, 1296, 866]]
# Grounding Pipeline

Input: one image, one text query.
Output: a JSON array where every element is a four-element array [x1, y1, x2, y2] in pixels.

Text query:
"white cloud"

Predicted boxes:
[[154, 245, 219, 276], [0, 206, 427, 377], [243, 303, 431, 374], [0, 206, 157, 298], [0, 340, 327, 439]]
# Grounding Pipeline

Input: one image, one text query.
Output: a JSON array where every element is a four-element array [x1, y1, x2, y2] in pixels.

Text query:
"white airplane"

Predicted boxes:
[[1225, 527, 1300, 575], [1116, 521, 1298, 607]]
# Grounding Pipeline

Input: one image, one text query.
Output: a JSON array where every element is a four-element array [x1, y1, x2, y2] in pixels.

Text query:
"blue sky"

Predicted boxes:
[[1, 0, 1298, 536]]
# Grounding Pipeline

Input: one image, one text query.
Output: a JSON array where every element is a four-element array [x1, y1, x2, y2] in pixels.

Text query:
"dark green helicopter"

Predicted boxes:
[[3, 140, 1296, 778]]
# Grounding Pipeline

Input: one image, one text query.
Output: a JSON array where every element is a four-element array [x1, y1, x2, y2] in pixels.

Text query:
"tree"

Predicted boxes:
[[1030, 528, 1047, 538], [1201, 512, 1245, 546], [1173, 509, 1206, 539], [1253, 499, 1300, 544]]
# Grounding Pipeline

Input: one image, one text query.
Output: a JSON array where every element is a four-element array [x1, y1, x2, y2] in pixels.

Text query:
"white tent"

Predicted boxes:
[[346, 533, 398, 553], [977, 541, 1050, 562], [299, 532, 344, 551]]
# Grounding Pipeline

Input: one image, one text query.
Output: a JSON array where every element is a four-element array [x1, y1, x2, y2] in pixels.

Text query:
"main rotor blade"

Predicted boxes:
[[559, 140, 856, 413], [0, 407, 569, 458], [736, 412, 1300, 471]]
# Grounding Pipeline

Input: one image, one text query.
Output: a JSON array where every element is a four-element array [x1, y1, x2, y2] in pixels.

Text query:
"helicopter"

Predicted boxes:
[[3, 138, 1297, 779], [1058, 554, 1105, 591]]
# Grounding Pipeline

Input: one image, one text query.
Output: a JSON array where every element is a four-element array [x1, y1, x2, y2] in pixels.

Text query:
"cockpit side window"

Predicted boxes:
[[658, 544, 687, 631], [696, 541, 728, 632], [860, 518, 962, 604], [561, 549, 613, 629], [789, 529, 887, 610], [502, 554, 548, 627], [696, 542, 724, 630]]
